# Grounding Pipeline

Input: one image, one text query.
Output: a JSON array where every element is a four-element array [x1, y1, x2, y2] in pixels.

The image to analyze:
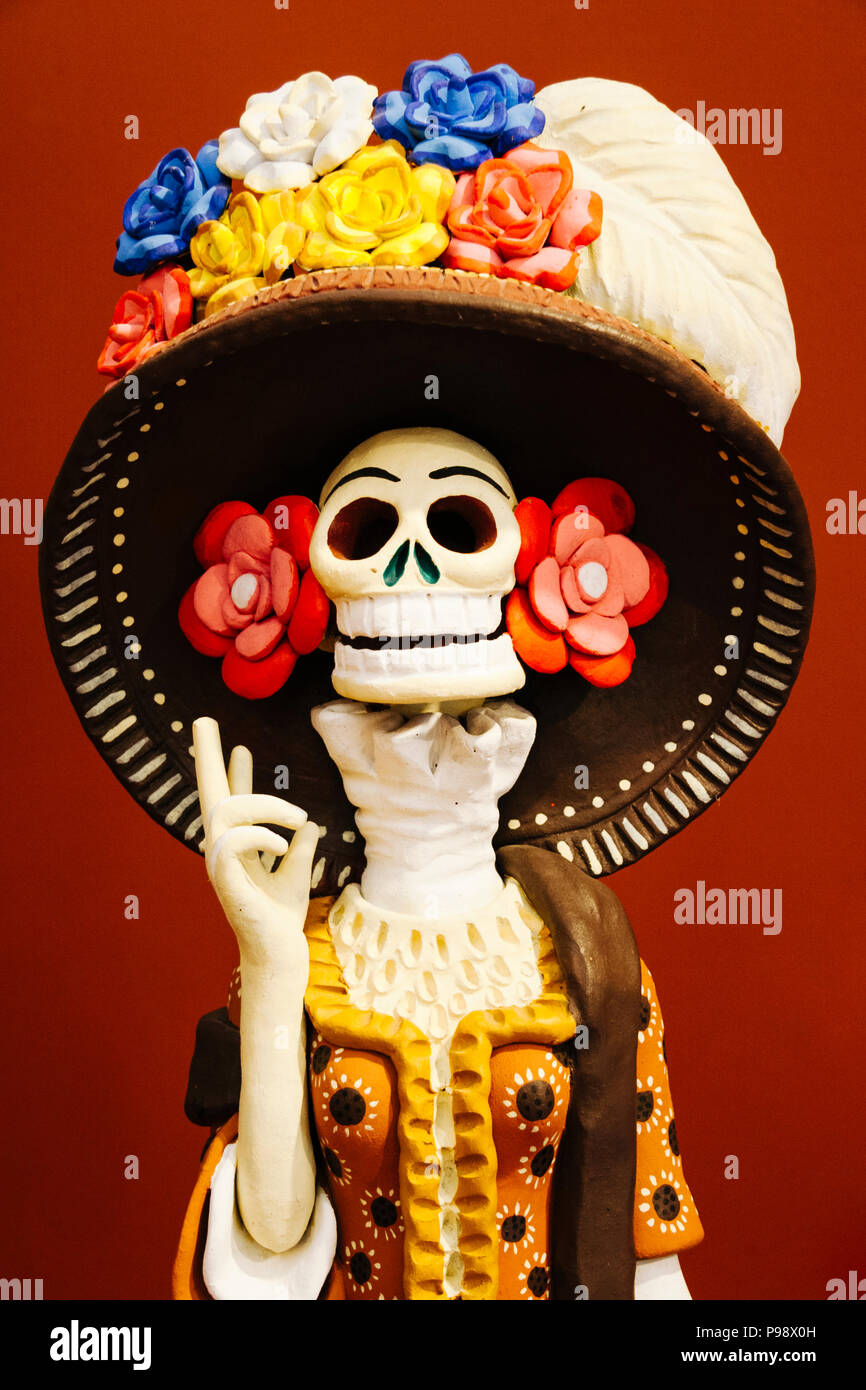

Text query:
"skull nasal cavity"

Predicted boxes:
[[427, 496, 497, 554], [328, 498, 399, 560]]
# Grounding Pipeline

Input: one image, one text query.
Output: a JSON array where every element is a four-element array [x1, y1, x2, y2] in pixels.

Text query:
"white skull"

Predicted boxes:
[[309, 427, 526, 704]]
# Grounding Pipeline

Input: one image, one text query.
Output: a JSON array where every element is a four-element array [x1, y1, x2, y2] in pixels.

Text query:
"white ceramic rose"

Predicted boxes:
[[217, 70, 378, 193]]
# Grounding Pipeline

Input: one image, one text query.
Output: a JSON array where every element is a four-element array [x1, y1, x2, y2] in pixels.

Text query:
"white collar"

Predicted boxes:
[[311, 699, 536, 917]]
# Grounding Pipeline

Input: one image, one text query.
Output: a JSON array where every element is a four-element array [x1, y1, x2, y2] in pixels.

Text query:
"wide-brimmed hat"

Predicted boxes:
[[41, 262, 814, 894], [40, 65, 814, 894]]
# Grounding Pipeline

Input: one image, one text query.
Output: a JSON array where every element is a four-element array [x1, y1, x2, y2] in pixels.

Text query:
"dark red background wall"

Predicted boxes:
[[1, 0, 862, 1299]]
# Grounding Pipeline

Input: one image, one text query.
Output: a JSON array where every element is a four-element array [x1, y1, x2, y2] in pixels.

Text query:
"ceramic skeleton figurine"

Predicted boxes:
[[191, 428, 692, 1300], [41, 70, 814, 1304]]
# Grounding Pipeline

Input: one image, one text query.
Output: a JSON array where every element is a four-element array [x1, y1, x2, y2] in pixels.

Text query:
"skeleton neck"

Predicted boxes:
[[311, 698, 536, 917]]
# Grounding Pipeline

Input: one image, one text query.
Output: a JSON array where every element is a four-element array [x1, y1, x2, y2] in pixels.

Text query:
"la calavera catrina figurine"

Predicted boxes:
[[41, 59, 814, 1301]]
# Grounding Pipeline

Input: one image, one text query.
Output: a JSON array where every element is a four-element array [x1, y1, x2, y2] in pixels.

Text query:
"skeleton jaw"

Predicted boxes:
[[332, 592, 525, 704]]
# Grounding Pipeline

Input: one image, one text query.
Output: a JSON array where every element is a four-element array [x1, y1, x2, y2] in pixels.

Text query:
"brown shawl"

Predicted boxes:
[[498, 845, 642, 1301]]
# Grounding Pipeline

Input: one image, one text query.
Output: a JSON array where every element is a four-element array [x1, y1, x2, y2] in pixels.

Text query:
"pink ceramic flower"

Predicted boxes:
[[178, 497, 330, 698], [194, 511, 297, 650], [530, 511, 651, 655], [507, 478, 668, 688]]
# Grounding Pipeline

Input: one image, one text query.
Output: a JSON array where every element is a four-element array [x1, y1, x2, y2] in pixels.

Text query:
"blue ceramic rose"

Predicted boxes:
[[114, 142, 231, 275], [372, 54, 545, 172]]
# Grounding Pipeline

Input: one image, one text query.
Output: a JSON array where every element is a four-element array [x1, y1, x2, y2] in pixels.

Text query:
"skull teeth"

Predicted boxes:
[[335, 593, 502, 641], [335, 631, 517, 677]]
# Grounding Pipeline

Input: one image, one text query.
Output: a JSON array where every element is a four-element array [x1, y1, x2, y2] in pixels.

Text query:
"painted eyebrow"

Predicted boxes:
[[322, 466, 401, 504], [428, 465, 510, 497]]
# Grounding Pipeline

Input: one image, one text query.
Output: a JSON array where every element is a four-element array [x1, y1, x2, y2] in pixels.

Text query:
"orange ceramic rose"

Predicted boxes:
[[97, 266, 193, 379], [442, 141, 602, 290]]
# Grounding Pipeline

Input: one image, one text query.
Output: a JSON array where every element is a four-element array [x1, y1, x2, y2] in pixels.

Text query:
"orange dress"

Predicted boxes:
[[174, 896, 703, 1301]]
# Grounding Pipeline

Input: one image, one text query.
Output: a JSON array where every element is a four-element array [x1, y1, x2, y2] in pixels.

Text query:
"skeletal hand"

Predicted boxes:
[[193, 716, 319, 971]]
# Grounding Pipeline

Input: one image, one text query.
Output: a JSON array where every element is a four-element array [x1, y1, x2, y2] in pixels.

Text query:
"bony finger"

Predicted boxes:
[[211, 824, 290, 866], [275, 820, 320, 900], [193, 717, 230, 819], [210, 794, 308, 840], [227, 744, 253, 798]]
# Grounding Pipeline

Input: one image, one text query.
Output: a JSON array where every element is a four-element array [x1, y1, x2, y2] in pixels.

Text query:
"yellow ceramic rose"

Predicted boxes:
[[189, 191, 305, 316], [294, 140, 455, 270]]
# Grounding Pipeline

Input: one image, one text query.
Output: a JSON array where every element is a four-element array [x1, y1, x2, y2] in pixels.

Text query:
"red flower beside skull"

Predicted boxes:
[[179, 496, 330, 698], [506, 478, 668, 687]]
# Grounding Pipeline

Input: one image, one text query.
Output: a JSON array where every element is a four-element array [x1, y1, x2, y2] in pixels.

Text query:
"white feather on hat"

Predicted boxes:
[[535, 78, 799, 446]]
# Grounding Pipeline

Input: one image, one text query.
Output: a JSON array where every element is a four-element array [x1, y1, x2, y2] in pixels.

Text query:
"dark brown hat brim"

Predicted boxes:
[[40, 268, 815, 891]]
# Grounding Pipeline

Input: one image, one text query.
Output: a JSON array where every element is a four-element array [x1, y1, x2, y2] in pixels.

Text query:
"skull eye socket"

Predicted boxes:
[[327, 498, 399, 560], [426, 495, 497, 554]]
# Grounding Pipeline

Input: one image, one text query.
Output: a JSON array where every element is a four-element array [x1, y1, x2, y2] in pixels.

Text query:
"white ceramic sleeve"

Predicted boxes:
[[202, 1142, 337, 1300], [634, 1253, 692, 1300]]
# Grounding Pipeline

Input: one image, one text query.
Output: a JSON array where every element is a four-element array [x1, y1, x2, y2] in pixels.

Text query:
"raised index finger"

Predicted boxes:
[[192, 717, 230, 821]]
